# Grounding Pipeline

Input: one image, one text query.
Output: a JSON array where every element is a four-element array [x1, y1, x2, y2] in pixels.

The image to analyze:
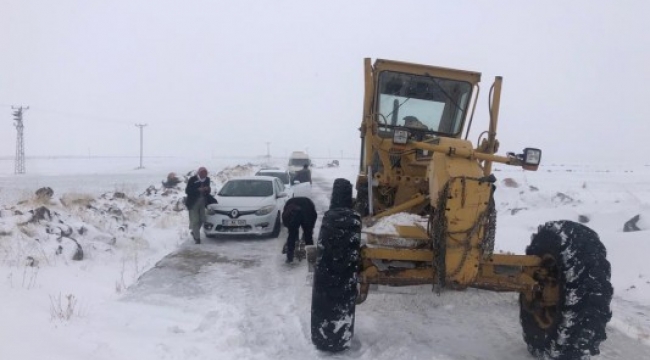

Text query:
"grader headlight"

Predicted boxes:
[[393, 128, 409, 144], [522, 148, 542, 171]]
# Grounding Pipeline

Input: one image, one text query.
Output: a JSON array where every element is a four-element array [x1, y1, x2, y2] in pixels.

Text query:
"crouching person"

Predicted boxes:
[[282, 197, 317, 263]]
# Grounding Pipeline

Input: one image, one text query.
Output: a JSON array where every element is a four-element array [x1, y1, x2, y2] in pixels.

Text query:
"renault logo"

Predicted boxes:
[[230, 209, 239, 218]]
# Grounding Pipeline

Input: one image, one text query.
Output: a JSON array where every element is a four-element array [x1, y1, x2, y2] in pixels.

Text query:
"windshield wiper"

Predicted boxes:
[[383, 97, 411, 125], [425, 73, 464, 116]]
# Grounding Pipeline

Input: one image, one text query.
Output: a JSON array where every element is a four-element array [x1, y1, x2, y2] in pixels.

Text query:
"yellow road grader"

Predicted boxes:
[[309, 58, 613, 359]]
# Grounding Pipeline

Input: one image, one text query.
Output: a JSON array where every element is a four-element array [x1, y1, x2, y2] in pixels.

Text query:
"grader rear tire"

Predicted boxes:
[[519, 220, 612, 359], [353, 182, 369, 217], [331, 178, 353, 210], [311, 179, 361, 352]]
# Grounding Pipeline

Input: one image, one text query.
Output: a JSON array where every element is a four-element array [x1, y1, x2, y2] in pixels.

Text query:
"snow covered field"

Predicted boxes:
[[1, 157, 649, 359]]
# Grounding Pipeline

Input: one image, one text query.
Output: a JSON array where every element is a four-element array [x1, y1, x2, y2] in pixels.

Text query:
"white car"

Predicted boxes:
[[204, 176, 288, 238], [255, 169, 312, 199], [255, 169, 291, 191]]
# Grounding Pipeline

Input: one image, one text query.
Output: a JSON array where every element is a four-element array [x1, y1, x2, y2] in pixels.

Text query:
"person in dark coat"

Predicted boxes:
[[185, 167, 211, 244], [293, 164, 312, 185], [282, 196, 317, 263]]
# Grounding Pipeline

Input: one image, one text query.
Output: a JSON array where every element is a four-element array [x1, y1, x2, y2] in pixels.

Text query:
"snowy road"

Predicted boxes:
[[108, 176, 648, 360]]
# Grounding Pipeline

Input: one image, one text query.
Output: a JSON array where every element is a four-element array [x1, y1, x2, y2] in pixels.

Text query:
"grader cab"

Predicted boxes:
[[309, 58, 613, 359]]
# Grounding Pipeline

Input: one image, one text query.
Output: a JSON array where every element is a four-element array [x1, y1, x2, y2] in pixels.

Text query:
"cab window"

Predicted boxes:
[[376, 71, 472, 136]]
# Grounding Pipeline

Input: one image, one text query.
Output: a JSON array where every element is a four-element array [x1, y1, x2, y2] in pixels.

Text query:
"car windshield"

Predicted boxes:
[[377, 71, 472, 136], [257, 172, 290, 185], [218, 180, 274, 197]]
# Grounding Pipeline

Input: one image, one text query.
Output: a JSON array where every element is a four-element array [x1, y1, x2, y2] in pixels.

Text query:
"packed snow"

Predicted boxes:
[[364, 212, 429, 236], [1, 157, 649, 359]]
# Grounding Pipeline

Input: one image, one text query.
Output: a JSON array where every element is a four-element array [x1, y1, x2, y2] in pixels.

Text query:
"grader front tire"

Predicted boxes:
[[519, 220, 613, 359]]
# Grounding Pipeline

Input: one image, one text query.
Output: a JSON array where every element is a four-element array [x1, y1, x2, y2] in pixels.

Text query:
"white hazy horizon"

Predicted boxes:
[[2, 1, 649, 164]]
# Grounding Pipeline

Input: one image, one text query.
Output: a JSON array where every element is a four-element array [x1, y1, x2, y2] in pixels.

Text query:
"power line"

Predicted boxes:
[[12, 106, 29, 174], [266, 141, 271, 161], [29, 106, 134, 125]]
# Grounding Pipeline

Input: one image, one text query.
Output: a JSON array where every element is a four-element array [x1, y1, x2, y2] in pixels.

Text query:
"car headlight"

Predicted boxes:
[[256, 205, 275, 216]]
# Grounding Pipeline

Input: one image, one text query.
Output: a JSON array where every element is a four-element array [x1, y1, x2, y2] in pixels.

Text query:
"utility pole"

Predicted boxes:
[[135, 123, 147, 169], [265, 142, 271, 161], [12, 106, 28, 174]]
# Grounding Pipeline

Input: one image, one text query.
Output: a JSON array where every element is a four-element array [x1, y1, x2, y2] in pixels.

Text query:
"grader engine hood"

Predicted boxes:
[[430, 173, 493, 286], [426, 137, 483, 205]]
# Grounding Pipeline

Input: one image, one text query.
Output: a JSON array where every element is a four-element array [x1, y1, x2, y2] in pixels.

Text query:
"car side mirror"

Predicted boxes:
[[277, 192, 288, 198]]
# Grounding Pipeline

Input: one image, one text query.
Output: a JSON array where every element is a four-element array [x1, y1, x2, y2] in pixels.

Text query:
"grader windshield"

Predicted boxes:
[[376, 71, 473, 137]]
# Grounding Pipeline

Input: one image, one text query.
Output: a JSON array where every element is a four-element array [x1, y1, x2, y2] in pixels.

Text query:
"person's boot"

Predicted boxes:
[[295, 238, 306, 261]]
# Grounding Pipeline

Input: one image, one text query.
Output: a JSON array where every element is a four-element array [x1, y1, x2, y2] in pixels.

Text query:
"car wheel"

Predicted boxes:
[[270, 211, 281, 238]]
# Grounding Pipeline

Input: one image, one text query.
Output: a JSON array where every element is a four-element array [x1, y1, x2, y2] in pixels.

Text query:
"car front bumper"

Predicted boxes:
[[203, 212, 277, 236]]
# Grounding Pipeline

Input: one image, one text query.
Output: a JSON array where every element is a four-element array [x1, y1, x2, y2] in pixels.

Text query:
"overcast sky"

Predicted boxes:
[[1, 1, 648, 164]]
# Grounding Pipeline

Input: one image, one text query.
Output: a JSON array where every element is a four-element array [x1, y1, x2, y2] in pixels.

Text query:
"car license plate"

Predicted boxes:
[[223, 219, 246, 226]]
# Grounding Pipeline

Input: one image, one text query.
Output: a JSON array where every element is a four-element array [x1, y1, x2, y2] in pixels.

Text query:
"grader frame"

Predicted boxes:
[[310, 59, 611, 358], [354, 58, 550, 303]]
